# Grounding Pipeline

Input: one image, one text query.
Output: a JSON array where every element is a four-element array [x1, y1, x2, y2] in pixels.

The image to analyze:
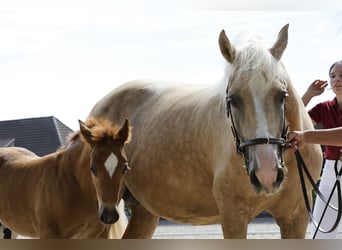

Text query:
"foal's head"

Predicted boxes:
[[79, 117, 131, 224]]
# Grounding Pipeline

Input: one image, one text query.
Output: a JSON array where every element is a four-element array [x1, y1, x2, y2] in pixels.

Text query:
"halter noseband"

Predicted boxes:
[[226, 96, 288, 174]]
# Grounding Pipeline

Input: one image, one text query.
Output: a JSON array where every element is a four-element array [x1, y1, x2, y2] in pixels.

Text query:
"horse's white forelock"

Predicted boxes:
[[211, 31, 289, 139], [153, 31, 288, 129], [214, 31, 288, 101]]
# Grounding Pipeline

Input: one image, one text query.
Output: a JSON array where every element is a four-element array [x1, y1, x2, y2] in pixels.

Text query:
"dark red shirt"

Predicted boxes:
[[308, 97, 342, 160]]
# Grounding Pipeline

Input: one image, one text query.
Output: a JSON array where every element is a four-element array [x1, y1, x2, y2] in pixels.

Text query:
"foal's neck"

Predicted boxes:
[[59, 138, 94, 194]]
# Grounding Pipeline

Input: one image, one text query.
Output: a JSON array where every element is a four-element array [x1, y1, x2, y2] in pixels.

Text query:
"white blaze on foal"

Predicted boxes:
[[104, 153, 118, 178]]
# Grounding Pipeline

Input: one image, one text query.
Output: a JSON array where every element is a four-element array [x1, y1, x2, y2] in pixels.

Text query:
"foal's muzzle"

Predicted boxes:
[[99, 205, 119, 224]]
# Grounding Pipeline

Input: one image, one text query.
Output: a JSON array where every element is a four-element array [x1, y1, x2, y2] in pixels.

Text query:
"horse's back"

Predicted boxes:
[[91, 80, 163, 123], [90, 79, 210, 122], [0, 147, 37, 166], [0, 147, 40, 237]]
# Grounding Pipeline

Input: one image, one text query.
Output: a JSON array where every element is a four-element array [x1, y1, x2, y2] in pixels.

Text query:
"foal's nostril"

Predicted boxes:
[[100, 207, 119, 225]]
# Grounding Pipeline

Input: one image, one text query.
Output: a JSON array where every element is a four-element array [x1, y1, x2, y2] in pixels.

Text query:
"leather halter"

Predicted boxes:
[[226, 96, 288, 174]]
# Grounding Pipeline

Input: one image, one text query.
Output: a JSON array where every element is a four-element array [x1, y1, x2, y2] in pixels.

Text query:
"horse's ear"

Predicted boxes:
[[116, 118, 131, 144], [269, 24, 289, 61], [219, 29, 235, 63], [79, 119, 94, 145]]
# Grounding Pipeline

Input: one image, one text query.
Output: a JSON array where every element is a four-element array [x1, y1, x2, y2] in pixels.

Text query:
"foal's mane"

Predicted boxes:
[[81, 117, 130, 143], [62, 117, 130, 151]]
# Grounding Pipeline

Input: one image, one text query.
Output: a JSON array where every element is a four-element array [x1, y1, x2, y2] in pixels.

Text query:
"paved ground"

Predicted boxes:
[[152, 217, 342, 239], [3, 216, 342, 239]]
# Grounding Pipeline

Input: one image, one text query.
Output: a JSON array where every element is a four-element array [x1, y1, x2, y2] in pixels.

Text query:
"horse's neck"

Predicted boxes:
[[286, 82, 313, 131]]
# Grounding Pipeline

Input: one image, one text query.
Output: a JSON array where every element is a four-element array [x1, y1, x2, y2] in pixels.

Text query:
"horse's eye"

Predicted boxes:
[[90, 164, 97, 176], [227, 94, 241, 108], [276, 91, 287, 105]]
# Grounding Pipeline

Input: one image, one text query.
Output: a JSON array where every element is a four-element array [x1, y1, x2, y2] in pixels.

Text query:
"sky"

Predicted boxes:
[[0, 1, 341, 131]]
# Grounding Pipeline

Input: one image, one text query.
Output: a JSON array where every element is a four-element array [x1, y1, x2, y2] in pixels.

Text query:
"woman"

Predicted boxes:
[[292, 60, 342, 239], [287, 127, 342, 149]]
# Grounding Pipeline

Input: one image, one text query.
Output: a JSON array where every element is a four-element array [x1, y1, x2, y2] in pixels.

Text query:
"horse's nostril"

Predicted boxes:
[[249, 169, 261, 193], [276, 168, 285, 185], [249, 167, 284, 194]]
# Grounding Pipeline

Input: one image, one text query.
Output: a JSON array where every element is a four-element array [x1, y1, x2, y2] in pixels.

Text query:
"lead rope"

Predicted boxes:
[[295, 150, 342, 238]]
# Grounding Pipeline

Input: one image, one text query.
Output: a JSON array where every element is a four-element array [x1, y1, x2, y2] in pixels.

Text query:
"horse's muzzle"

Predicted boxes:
[[250, 167, 285, 195], [99, 205, 119, 224]]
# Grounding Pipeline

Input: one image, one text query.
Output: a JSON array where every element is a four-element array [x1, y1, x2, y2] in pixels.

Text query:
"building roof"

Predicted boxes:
[[0, 116, 73, 156], [0, 138, 15, 147]]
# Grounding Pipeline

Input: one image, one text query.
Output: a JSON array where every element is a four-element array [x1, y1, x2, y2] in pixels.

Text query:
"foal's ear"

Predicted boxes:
[[79, 119, 93, 145], [116, 118, 131, 144], [218, 29, 235, 63]]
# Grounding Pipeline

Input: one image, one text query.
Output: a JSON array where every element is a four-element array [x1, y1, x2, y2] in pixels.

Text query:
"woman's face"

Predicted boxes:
[[330, 63, 342, 95]]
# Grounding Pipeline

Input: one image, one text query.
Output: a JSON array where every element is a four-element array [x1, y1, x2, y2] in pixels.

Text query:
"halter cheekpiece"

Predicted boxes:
[[225, 95, 288, 174]]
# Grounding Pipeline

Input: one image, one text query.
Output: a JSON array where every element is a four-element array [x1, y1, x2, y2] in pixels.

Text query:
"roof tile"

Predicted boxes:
[[0, 116, 73, 156]]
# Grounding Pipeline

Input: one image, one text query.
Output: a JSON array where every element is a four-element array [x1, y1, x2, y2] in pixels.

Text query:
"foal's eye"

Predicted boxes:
[[90, 164, 97, 176]]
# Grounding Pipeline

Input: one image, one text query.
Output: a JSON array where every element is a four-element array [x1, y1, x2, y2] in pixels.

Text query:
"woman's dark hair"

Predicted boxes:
[[329, 60, 342, 75]]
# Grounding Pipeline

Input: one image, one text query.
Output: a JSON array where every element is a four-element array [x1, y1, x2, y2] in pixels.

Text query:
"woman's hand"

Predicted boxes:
[[286, 131, 306, 152]]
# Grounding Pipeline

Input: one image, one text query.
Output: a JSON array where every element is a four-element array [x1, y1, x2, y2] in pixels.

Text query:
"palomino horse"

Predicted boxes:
[[90, 24, 322, 238], [0, 117, 130, 238]]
